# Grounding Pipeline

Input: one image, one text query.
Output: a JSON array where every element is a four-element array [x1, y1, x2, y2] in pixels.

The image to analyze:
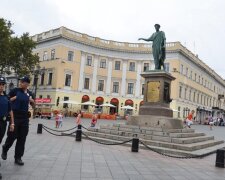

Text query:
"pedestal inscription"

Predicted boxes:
[[147, 81, 160, 102]]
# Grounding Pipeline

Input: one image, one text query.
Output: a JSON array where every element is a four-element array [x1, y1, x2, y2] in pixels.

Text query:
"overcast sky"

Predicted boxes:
[[1, 0, 225, 78]]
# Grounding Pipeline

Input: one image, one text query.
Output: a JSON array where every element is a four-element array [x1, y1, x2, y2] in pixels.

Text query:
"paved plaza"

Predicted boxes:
[[0, 118, 225, 180]]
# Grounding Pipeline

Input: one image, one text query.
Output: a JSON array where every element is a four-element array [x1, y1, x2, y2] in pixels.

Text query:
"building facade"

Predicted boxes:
[[31, 27, 225, 120]]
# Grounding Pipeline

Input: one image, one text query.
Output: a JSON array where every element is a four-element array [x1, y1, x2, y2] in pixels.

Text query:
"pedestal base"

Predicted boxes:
[[127, 115, 183, 129], [139, 104, 173, 117]]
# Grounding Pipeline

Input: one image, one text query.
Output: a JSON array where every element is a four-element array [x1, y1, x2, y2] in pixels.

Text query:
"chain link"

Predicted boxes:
[[140, 140, 215, 159], [42, 125, 77, 132], [42, 126, 76, 136], [82, 132, 132, 145]]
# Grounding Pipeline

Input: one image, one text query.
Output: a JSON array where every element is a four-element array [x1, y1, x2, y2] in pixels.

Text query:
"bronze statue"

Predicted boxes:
[[139, 24, 166, 70]]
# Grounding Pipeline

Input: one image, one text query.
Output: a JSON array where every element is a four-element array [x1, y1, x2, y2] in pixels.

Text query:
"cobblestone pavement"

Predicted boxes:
[[0, 118, 224, 180]]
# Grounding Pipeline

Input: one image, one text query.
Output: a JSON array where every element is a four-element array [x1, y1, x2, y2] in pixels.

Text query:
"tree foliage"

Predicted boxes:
[[0, 18, 39, 77]]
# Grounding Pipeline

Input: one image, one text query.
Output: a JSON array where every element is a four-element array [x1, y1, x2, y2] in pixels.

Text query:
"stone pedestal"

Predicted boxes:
[[127, 70, 183, 129]]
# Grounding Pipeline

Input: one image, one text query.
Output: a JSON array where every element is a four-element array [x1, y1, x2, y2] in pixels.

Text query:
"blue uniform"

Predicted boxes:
[[2, 88, 33, 159], [0, 94, 11, 144]]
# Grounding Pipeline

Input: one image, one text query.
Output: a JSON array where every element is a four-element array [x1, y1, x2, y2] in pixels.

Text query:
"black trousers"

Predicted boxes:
[[0, 120, 7, 144], [3, 119, 29, 159]]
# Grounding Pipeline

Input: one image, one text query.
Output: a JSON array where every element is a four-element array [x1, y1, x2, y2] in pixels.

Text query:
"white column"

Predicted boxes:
[[135, 62, 142, 97], [106, 59, 113, 95], [121, 60, 127, 96], [78, 52, 85, 91], [92, 55, 98, 93]]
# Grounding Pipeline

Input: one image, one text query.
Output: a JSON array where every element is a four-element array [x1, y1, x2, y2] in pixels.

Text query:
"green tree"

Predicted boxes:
[[0, 18, 13, 74], [0, 18, 39, 77], [10, 33, 39, 77]]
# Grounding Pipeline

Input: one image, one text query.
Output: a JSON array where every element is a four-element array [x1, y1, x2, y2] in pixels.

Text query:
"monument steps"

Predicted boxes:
[[82, 124, 224, 156], [82, 132, 225, 157]]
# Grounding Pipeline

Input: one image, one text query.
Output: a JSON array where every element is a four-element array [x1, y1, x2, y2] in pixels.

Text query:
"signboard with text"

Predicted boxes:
[[35, 98, 51, 103]]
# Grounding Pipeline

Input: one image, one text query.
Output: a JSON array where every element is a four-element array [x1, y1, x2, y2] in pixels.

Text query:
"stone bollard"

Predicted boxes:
[[131, 138, 139, 152], [76, 124, 82, 141], [37, 124, 43, 134], [215, 148, 225, 168]]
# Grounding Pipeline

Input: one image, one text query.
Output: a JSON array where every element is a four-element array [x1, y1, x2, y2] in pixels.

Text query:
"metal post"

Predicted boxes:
[[215, 148, 225, 168], [76, 124, 82, 141], [131, 138, 139, 152], [33, 74, 38, 119], [37, 124, 43, 134]]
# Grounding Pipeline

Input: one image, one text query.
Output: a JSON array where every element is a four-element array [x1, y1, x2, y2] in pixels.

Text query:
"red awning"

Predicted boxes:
[[82, 95, 90, 102], [110, 98, 119, 105], [140, 100, 144, 106], [125, 99, 134, 106], [96, 96, 104, 103]]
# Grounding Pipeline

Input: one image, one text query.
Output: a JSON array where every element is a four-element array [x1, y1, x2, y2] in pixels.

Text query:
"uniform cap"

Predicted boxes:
[[19, 76, 30, 84], [0, 77, 6, 84]]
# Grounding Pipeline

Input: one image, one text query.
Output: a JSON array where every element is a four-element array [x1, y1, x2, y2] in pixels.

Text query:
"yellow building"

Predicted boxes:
[[31, 26, 225, 121]]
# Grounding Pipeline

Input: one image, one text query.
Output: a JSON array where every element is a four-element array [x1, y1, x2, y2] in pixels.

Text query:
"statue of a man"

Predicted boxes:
[[138, 24, 166, 70]]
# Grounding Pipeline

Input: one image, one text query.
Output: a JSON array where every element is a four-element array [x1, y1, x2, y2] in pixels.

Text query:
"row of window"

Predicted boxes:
[[179, 86, 219, 107], [86, 55, 170, 72], [38, 72, 53, 86], [83, 78, 144, 95], [39, 50, 170, 72], [39, 95, 51, 99], [37, 71, 145, 95], [180, 64, 224, 94], [40, 50, 74, 61]]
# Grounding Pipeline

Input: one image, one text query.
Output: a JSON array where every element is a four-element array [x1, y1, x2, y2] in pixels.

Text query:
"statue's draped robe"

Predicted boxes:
[[148, 31, 166, 70]]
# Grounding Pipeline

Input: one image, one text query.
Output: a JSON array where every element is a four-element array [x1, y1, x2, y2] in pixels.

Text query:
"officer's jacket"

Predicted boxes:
[[0, 93, 11, 118], [9, 88, 33, 113]]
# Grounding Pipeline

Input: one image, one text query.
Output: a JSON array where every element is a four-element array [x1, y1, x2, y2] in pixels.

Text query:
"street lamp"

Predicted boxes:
[[32, 65, 46, 118], [32, 65, 45, 99]]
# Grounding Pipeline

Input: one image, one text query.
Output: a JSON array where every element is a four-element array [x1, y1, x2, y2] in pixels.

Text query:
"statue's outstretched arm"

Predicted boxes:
[[138, 33, 154, 42]]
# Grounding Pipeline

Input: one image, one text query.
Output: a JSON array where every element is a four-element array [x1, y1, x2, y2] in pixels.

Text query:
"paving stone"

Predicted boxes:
[[1, 118, 225, 180]]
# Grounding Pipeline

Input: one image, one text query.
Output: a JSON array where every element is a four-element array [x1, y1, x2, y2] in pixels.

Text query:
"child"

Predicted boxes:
[[76, 113, 81, 125], [58, 111, 63, 127], [185, 110, 195, 128], [209, 116, 214, 130], [55, 112, 59, 128], [91, 113, 98, 127]]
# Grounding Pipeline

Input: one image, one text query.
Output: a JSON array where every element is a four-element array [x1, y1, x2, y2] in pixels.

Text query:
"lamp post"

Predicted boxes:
[[32, 65, 45, 118]]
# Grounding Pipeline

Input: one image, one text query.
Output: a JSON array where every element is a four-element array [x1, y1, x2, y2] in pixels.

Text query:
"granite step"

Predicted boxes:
[[171, 136, 214, 144], [169, 132, 205, 138], [81, 133, 225, 157], [89, 127, 204, 140], [142, 139, 224, 151], [84, 130, 224, 151], [100, 125, 195, 135]]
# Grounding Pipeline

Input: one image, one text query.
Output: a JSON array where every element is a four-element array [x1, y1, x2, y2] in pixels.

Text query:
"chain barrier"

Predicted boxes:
[[41, 124, 216, 159], [81, 125, 89, 131], [42, 126, 76, 137], [82, 131, 132, 145], [42, 125, 77, 132], [140, 140, 215, 159]]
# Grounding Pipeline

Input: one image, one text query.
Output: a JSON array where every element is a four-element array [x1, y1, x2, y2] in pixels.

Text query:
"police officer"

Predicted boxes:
[[0, 77, 14, 179], [1, 76, 34, 166]]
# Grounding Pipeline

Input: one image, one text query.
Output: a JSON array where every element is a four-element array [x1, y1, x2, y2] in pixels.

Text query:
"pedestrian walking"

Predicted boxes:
[[75, 113, 82, 125], [208, 116, 214, 130], [0, 77, 14, 179], [57, 111, 63, 128], [185, 110, 195, 128], [90, 113, 98, 127], [55, 112, 59, 128], [1, 76, 34, 166]]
